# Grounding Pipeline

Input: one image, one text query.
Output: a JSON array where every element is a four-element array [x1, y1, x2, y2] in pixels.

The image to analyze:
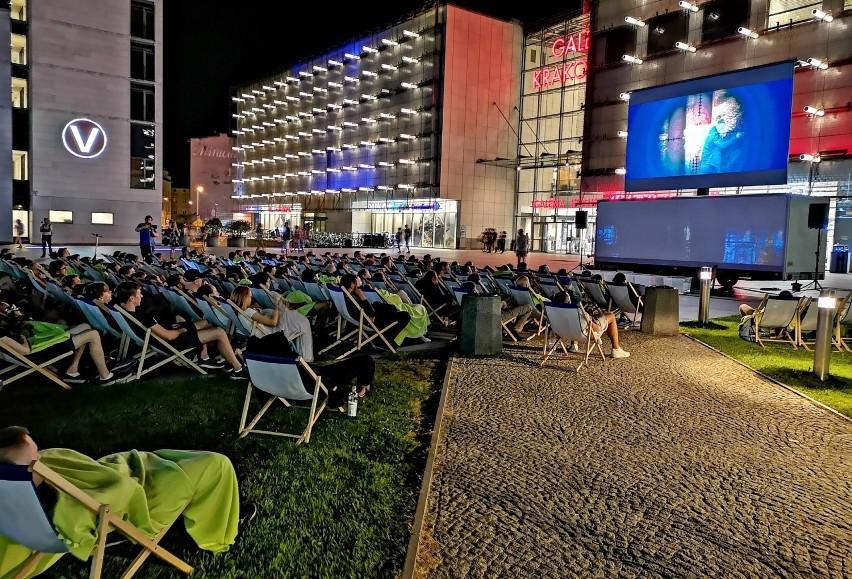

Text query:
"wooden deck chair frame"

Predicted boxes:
[[753, 296, 804, 349], [834, 292, 852, 352], [319, 285, 398, 359], [238, 352, 328, 443], [578, 279, 613, 312], [0, 340, 73, 391], [225, 298, 271, 338], [111, 306, 207, 380], [607, 282, 643, 327], [508, 285, 546, 339], [12, 460, 193, 579], [794, 298, 819, 351], [402, 277, 449, 326], [541, 302, 606, 372]]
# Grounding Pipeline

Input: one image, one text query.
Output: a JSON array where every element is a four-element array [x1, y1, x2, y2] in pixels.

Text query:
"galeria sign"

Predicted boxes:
[[532, 29, 589, 90], [62, 118, 108, 159]]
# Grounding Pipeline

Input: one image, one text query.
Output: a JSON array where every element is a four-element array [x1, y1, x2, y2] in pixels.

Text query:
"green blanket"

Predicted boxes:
[[377, 289, 429, 344], [0, 448, 239, 578]]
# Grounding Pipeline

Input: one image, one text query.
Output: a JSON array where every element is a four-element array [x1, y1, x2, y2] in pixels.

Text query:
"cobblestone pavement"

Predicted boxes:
[[419, 332, 852, 579]]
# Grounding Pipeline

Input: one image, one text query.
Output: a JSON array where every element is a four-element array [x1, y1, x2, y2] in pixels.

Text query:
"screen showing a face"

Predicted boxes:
[[625, 61, 794, 192]]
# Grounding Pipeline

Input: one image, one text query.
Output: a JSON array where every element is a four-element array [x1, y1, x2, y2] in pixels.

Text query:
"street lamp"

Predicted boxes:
[[195, 185, 205, 219]]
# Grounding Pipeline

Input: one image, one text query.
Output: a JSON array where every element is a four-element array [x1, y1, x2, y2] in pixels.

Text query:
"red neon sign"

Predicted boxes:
[[532, 30, 590, 90], [532, 199, 567, 209]]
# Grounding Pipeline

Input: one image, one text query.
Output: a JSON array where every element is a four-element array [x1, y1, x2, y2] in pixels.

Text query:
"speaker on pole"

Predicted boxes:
[[807, 203, 829, 229], [575, 210, 588, 230]]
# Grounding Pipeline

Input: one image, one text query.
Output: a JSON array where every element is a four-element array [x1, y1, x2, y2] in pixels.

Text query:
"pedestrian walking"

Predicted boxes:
[[13, 219, 24, 249], [515, 228, 529, 267], [497, 230, 507, 253], [134, 215, 158, 258], [39, 218, 53, 257], [292, 225, 303, 252], [403, 225, 411, 253], [395, 227, 403, 253], [280, 220, 291, 254], [163, 220, 180, 260]]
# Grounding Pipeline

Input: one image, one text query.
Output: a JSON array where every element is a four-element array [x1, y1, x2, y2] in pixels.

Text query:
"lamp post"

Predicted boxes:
[[813, 291, 836, 380], [195, 185, 205, 220], [697, 266, 713, 324]]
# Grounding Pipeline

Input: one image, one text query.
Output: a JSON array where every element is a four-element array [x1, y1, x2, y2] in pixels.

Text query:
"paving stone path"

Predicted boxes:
[[418, 332, 852, 579]]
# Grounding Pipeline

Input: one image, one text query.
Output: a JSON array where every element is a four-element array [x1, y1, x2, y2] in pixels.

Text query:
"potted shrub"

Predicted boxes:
[[228, 220, 251, 248], [205, 218, 226, 247]]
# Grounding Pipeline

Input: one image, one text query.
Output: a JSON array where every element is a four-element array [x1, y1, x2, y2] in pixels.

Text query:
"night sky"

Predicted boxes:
[[163, 0, 578, 187]]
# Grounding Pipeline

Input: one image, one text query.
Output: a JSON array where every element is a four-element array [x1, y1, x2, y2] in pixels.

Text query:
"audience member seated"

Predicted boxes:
[[460, 281, 535, 339], [414, 271, 454, 313], [113, 281, 248, 378], [339, 274, 410, 340], [0, 426, 246, 577], [230, 285, 279, 338], [552, 290, 630, 359]]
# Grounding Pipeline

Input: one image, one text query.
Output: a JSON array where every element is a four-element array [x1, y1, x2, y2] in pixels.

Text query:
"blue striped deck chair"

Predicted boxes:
[[542, 301, 606, 372], [508, 285, 546, 337], [192, 295, 232, 332], [538, 279, 563, 299], [239, 352, 328, 443], [319, 285, 398, 359], [249, 286, 278, 310], [0, 461, 192, 578], [302, 281, 330, 302]]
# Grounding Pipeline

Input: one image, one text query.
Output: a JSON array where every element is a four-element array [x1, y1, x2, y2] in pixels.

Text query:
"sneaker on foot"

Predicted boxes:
[[99, 370, 132, 386], [198, 358, 226, 370], [611, 348, 630, 359], [63, 372, 88, 384], [567, 343, 581, 353], [229, 365, 249, 380]]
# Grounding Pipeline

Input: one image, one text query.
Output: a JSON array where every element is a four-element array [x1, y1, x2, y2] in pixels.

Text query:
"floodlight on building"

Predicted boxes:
[[399, 134, 416, 140], [617, 131, 628, 138], [274, 80, 286, 87], [328, 59, 343, 67], [812, 9, 833, 22], [312, 128, 325, 134], [298, 91, 311, 98], [362, 46, 379, 53], [400, 108, 417, 115], [362, 70, 378, 77], [344, 52, 361, 60], [342, 164, 357, 170], [240, 93, 253, 99], [675, 41, 697, 52], [328, 103, 342, 110], [231, 96, 245, 102], [361, 94, 378, 101], [313, 88, 328, 94], [379, 113, 396, 119], [624, 16, 646, 27], [799, 154, 821, 162], [403, 30, 420, 38], [251, 107, 264, 113], [298, 131, 310, 137], [399, 159, 415, 165], [619, 92, 631, 101], [285, 96, 299, 102], [298, 152, 311, 157], [273, 100, 286, 106], [252, 89, 264, 96], [327, 167, 341, 172], [378, 161, 394, 167], [344, 76, 360, 83], [328, 81, 343, 88], [806, 58, 828, 69], [401, 82, 418, 89], [382, 64, 398, 71], [298, 71, 313, 78], [382, 38, 399, 46], [615, 167, 627, 175], [286, 76, 299, 83], [622, 54, 643, 64], [313, 66, 328, 73], [342, 99, 358, 105], [343, 121, 359, 128], [359, 164, 375, 169], [402, 56, 420, 64], [378, 138, 394, 144], [262, 85, 275, 91], [311, 170, 324, 175], [737, 27, 759, 38], [803, 106, 825, 116], [678, 1, 699, 12]]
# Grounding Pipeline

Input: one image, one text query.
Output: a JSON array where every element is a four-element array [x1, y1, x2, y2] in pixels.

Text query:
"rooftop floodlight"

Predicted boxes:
[[806, 57, 828, 69], [362, 45, 379, 54], [675, 41, 697, 52], [362, 70, 378, 77], [812, 9, 833, 22], [252, 89, 264, 96], [617, 130, 628, 138], [401, 82, 418, 89], [615, 167, 627, 175], [737, 27, 759, 38], [313, 65, 328, 73], [382, 38, 399, 46], [298, 71, 313, 78], [624, 16, 646, 27], [286, 76, 299, 83], [403, 29, 420, 38], [402, 56, 420, 64], [299, 91, 311, 97], [344, 52, 361, 60], [381, 63, 398, 70], [328, 59, 343, 67], [803, 106, 825, 116], [344, 76, 360, 83], [622, 54, 643, 64], [328, 81, 343, 88], [678, 1, 699, 12], [262, 85, 275, 91], [619, 92, 631, 101], [401, 107, 417, 115]]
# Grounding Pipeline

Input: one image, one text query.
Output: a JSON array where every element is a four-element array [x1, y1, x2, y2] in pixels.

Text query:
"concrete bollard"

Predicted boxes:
[[641, 286, 680, 336], [459, 294, 503, 357]]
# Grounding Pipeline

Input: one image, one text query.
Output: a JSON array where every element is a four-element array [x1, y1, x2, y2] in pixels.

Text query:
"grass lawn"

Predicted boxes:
[[0, 357, 441, 578], [682, 316, 852, 419]]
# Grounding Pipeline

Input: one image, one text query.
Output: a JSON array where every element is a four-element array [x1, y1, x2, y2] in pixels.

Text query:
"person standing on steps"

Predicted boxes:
[[134, 215, 158, 259], [403, 225, 411, 253], [515, 228, 529, 268], [39, 218, 52, 258], [497, 230, 507, 253], [13, 219, 24, 249]]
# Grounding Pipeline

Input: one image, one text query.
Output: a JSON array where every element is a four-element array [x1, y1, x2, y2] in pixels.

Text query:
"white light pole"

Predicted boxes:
[[195, 185, 205, 219], [813, 291, 836, 380], [698, 267, 713, 324]]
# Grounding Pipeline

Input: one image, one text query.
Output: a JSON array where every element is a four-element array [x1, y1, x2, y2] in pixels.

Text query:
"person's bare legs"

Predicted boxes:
[[197, 327, 241, 369], [69, 329, 110, 378], [603, 312, 621, 350]]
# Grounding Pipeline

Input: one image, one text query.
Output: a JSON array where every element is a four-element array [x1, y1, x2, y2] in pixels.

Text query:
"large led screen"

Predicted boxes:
[[595, 195, 788, 272], [625, 61, 794, 192]]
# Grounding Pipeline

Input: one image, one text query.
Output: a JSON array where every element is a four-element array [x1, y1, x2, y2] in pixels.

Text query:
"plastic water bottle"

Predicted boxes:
[[347, 386, 358, 419]]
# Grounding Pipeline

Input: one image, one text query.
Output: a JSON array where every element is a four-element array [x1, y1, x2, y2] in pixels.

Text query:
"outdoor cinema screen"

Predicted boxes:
[[625, 61, 794, 192]]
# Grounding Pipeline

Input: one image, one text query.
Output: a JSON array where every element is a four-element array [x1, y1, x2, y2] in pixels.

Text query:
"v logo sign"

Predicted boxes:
[[69, 126, 101, 154]]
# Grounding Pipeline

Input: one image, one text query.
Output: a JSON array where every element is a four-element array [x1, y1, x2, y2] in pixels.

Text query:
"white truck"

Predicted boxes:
[[594, 193, 827, 288]]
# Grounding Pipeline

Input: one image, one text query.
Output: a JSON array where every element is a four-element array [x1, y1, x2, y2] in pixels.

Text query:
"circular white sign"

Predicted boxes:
[[62, 118, 108, 159]]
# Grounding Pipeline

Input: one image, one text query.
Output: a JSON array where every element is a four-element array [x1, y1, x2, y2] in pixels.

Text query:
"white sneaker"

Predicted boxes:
[[611, 348, 630, 359], [567, 343, 580, 353]]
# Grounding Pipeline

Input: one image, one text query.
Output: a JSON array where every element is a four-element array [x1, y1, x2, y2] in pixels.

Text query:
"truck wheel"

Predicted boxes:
[[717, 274, 738, 288]]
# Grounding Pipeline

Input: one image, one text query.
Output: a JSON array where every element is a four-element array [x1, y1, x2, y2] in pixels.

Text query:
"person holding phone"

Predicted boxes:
[[134, 215, 158, 258]]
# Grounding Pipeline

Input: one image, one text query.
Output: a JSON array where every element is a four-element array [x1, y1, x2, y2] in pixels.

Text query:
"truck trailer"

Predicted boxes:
[[594, 194, 828, 288]]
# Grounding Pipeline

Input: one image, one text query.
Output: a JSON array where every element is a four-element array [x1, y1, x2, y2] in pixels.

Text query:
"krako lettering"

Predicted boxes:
[[532, 60, 588, 89]]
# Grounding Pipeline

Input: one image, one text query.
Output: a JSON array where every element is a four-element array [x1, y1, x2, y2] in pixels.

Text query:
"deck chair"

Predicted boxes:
[[541, 301, 606, 372], [227, 299, 271, 338], [302, 281, 330, 302], [0, 339, 73, 392], [491, 276, 512, 296], [192, 295, 232, 332], [108, 306, 207, 379], [453, 287, 517, 343], [578, 279, 612, 312], [319, 285, 398, 359], [537, 279, 563, 299], [795, 298, 819, 351], [403, 277, 449, 326], [0, 462, 192, 579], [834, 292, 852, 352], [249, 286, 278, 310], [752, 295, 805, 349], [508, 285, 546, 337], [26, 273, 49, 308], [607, 283, 643, 327], [238, 352, 328, 443]]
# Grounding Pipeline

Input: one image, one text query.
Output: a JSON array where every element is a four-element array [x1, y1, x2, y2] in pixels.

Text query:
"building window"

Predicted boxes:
[[131, 124, 155, 189], [131, 1, 156, 40], [646, 12, 688, 56], [11, 34, 27, 65], [593, 27, 636, 66], [131, 83, 155, 122], [49, 210, 73, 224], [13, 151, 27, 180], [11, 78, 27, 109], [91, 212, 114, 225], [767, 0, 822, 27], [10, 0, 26, 21], [131, 44, 155, 82], [702, 0, 751, 42]]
